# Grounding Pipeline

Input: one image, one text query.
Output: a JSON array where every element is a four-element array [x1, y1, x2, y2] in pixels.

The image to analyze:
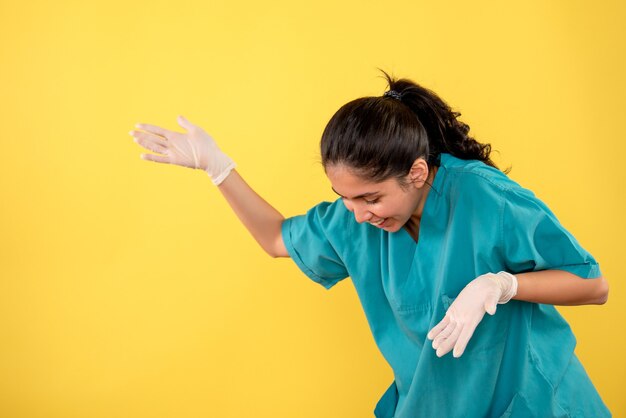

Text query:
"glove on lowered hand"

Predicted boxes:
[[427, 271, 518, 358]]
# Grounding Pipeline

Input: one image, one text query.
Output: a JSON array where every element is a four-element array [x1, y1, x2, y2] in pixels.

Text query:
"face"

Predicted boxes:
[[325, 164, 425, 232]]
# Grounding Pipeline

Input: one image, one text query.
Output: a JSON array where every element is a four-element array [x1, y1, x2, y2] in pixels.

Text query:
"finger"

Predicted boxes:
[[436, 323, 463, 357], [131, 130, 168, 146], [132, 134, 168, 154], [130, 131, 169, 148], [432, 320, 457, 349], [140, 153, 170, 164], [177, 115, 195, 131], [427, 315, 450, 340], [135, 123, 175, 138], [453, 320, 481, 358]]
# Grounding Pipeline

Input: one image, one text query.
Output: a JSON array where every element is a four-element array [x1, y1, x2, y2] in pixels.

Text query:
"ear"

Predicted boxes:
[[408, 157, 429, 189]]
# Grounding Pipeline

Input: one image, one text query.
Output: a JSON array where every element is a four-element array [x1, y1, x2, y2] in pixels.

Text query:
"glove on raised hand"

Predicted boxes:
[[131, 115, 236, 185], [427, 271, 518, 358]]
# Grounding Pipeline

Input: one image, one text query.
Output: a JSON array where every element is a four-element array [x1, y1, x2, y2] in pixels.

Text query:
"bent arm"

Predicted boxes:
[[217, 170, 289, 258], [513, 270, 609, 305]]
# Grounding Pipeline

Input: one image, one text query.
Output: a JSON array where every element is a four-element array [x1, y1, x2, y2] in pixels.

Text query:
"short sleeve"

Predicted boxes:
[[281, 200, 350, 289], [502, 188, 601, 278]]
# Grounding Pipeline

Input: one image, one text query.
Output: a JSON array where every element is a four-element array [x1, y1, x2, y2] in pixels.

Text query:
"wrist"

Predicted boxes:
[[494, 271, 518, 304], [204, 150, 236, 185], [208, 160, 237, 185]]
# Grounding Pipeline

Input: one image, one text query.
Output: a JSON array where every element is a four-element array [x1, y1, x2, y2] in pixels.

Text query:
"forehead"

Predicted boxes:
[[326, 165, 399, 197]]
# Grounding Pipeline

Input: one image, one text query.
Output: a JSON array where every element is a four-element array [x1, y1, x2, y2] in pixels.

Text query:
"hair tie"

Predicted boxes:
[[383, 90, 402, 100]]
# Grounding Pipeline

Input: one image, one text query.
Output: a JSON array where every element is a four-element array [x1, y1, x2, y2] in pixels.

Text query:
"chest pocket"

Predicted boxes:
[[391, 302, 434, 346], [387, 264, 442, 347]]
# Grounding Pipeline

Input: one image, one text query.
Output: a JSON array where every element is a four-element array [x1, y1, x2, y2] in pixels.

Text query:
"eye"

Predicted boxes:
[[364, 198, 379, 205]]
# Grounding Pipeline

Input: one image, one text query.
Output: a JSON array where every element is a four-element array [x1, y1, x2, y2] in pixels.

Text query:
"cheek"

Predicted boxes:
[[383, 198, 415, 220], [377, 200, 406, 217]]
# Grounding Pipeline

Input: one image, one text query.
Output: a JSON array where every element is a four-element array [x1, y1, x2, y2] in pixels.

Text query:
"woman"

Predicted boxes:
[[130, 72, 610, 417]]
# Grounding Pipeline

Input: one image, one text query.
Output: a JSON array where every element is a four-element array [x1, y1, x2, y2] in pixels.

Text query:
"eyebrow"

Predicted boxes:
[[331, 187, 379, 200]]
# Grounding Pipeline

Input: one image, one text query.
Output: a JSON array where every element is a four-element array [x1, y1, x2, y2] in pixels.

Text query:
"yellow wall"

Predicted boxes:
[[1, 1, 624, 416]]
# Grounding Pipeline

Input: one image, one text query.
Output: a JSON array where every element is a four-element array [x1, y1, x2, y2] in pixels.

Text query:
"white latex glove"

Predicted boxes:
[[130, 115, 236, 185], [427, 271, 518, 358]]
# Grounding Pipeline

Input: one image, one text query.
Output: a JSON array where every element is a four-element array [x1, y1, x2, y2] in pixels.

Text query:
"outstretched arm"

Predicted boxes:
[[217, 169, 288, 258], [131, 116, 289, 258]]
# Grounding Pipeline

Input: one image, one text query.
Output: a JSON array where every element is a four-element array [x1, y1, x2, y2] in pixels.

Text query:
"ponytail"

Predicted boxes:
[[382, 71, 497, 168], [321, 70, 503, 183]]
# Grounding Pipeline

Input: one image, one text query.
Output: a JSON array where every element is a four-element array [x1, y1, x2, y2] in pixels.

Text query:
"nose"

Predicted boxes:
[[353, 205, 373, 224], [341, 199, 372, 224], [342, 198, 354, 213]]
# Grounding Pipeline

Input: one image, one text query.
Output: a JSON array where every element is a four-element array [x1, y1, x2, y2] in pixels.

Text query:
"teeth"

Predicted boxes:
[[374, 219, 385, 225]]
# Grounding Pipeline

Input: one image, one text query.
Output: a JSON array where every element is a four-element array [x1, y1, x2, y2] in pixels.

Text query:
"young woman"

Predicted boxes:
[[130, 72, 611, 418]]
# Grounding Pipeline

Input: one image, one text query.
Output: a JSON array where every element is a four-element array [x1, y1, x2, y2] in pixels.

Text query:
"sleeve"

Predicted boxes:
[[281, 199, 350, 289], [501, 187, 601, 278]]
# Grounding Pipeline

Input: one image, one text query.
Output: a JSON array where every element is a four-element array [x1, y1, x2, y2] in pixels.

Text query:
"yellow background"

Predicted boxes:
[[1, 0, 624, 416]]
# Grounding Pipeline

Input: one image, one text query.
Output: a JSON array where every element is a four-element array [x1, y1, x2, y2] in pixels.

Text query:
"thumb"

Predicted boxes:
[[484, 296, 498, 316], [177, 115, 195, 131]]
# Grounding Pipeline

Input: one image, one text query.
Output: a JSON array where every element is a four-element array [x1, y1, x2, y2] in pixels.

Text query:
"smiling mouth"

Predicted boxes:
[[371, 218, 386, 226]]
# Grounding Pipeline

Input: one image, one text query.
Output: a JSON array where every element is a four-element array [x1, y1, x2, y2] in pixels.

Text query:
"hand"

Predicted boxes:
[[427, 271, 517, 358], [130, 115, 236, 185]]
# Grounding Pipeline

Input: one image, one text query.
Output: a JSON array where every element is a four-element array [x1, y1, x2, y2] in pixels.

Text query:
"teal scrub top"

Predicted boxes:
[[281, 154, 611, 418]]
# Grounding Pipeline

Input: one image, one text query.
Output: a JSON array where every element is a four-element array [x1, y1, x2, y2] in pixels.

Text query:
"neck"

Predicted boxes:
[[409, 166, 438, 224]]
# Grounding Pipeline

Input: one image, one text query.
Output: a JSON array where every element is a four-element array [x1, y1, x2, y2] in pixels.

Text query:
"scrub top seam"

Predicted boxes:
[[528, 340, 572, 417], [500, 188, 602, 279], [499, 183, 506, 269], [444, 165, 515, 193]]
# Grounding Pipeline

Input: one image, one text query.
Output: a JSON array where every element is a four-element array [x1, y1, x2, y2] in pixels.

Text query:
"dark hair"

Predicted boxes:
[[321, 70, 502, 183]]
